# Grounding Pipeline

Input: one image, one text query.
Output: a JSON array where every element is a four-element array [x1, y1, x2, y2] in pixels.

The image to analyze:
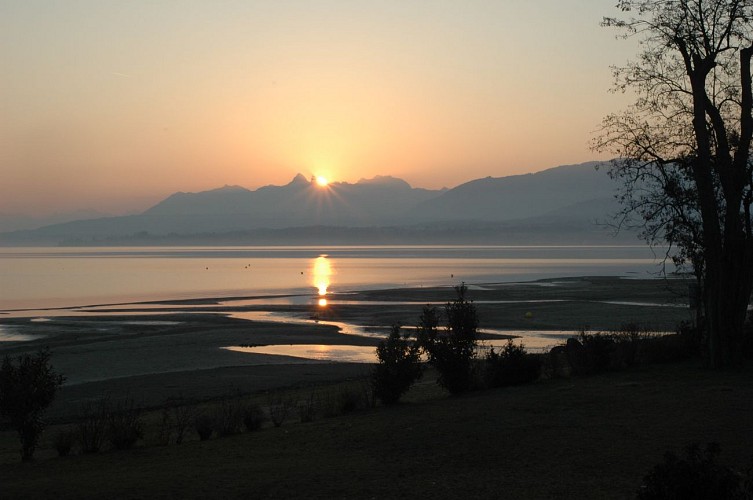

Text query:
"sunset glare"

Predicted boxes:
[[0, 1, 636, 217], [315, 176, 329, 187]]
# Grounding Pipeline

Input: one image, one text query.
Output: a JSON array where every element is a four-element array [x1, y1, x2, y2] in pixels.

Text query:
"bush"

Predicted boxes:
[[297, 392, 316, 423], [194, 414, 214, 441], [243, 403, 266, 431], [566, 331, 615, 375], [78, 398, 109, 453], [268, 392, 292, 428], [484, 340, 541, 388], [107, 399, 143, 450], [53, 428, 75, 457], [372, 325, 423, 405], [154, 408, 172, 446], [419, 284, 479, 394], [638, 443, 749, 500], [213, 398, 244, 437], [170, 400, 196, 445], [0, 349, 64, 461]]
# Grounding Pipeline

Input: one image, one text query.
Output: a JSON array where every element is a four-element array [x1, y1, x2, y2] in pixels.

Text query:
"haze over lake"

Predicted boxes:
[[0, 245, 673, 311]]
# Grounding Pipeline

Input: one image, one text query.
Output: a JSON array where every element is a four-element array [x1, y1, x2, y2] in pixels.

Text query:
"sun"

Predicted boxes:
[[315, 175, 329, 187]]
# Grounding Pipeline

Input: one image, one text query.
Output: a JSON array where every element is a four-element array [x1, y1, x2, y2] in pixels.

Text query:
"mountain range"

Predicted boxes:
[[0, 161, 636, 246]]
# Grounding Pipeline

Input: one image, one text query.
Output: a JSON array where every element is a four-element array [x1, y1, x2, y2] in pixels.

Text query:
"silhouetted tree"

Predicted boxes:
[[593, 0, 753, 367], [372, 324, 423, 404], [0, 349, 64, 460], [419, 284, 479, 394]]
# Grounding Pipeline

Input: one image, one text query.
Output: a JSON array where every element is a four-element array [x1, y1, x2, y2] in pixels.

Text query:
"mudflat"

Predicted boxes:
[[0, 276, 694, 418]]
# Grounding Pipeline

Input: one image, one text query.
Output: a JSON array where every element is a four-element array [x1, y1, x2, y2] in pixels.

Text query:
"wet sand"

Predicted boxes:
[[0, 276, 694, 418]]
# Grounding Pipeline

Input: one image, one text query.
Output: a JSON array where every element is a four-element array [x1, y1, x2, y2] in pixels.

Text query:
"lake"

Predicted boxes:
[[0, 245, 673, 311]]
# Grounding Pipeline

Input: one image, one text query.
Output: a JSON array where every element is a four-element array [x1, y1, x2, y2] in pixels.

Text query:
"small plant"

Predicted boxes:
[[243, 403, 266, 431], [418, 284, 479, 394], [171, 400, 196, 445], [565, 330, 615, 375], [214, 398, 244, 437], [268, 392, 292, 428], [0, 349, 65, 461], [194, 414, 214, 441], [78, 397, 109, 453], [53, 428, 75, 457], [154, 407, 172, 446], [372, 324, 423, 405], [337, 387, 363, 414], [484, 340, 541, 388], [297, 391, 317, 423], [107, 399, 143, 450], [637, 443, 747, 500]]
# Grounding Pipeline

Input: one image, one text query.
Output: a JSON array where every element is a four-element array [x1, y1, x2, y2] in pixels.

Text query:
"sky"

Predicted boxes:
[[1, 1, 636, 216]]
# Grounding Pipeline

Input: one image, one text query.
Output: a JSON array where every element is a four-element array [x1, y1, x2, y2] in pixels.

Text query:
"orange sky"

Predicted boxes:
[[1, 1, 635, 216]]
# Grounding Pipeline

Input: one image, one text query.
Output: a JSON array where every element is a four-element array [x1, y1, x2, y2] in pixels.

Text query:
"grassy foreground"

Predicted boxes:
[[2, 360, 753, 499]]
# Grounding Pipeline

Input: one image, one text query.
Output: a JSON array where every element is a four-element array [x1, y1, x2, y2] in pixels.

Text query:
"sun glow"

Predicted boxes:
[[315, 175, 329, 187], [312, 255, 332, 297]]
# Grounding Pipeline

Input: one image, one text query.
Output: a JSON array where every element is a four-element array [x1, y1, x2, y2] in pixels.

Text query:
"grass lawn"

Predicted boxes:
[[2, 359, 752, 499]]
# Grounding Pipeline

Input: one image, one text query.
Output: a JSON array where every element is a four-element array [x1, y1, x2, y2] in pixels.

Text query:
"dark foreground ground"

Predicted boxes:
[[1, 360, 752, 499]]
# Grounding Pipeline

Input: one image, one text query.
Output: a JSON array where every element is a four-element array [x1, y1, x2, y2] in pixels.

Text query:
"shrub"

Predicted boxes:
[[153, 407, 172, 447], [107, 399, 143, 450], [194, 414, 214, 441], [268, 392, 292, 428], [297, 392, 316, 423], [372, 325, 423, 405], [243, 403, 266, 431], [484, 340, 541, 388], [170, 401, 196, 445], [0, 349, 65, 461], [336, 387, 363, 414], [565, 331, 615, 375], [638, 443, 748, 500], [78, 397, 109, 453], [419, 284, 479, 394], [214, 398, 244, 437], [53, 428, 75, 457]]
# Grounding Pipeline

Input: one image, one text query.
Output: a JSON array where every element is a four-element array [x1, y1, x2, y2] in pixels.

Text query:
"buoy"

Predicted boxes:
[[524, 311, 533, 319]]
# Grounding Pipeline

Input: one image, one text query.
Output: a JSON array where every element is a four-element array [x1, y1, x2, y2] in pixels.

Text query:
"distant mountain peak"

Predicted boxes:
[[287, 173, 311, 186]]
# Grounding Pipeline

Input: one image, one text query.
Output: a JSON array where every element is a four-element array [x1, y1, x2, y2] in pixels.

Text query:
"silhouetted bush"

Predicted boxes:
[[194, 414, 214, 441], [214, 398, 244, 437], [0, 349, 64, 461], [637, 443, 750, 500], [78, 397, 109, 453], [170, 400, 196, 445], [297, 392, 316, 423], [613, 323, 655, 367], [566, 331, 615, 375], [154, 408, 172, 446], [484, 340, 541, 387], [419, 284, 479, 394], [53, 428, 75, 457], [244, 403, 266, 431], [107, 399, 143, 450], [268, 392, 293, 427], [372, 325, 423, 405], [337, 387, 364, 414]]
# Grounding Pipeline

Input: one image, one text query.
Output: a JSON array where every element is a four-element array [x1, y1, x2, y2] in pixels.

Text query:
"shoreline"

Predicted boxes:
[[0, 275, 694, 417]]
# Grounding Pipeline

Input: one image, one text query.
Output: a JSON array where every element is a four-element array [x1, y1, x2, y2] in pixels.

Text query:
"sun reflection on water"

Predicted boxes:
[[312, 255, 332, 302]]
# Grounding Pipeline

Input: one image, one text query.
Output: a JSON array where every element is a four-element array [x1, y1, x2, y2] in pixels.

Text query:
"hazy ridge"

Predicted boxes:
[[0, 161, 635, 246]]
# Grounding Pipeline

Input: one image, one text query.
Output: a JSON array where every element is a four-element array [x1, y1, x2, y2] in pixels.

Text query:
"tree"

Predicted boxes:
[[372, 324, 423, 405], [593, 0, 753, 367], [0, 349, 64, 460], [418, 284, 479, 393]]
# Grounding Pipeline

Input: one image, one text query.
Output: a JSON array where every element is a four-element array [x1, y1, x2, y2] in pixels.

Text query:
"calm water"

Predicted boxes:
[[0, 245, 671, 310]]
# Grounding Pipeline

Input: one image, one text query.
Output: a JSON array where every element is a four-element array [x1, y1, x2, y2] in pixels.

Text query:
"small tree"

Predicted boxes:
[[372, 324, 423, 405], [419, 284, 479, 394], [0, 349, 64, 461]]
